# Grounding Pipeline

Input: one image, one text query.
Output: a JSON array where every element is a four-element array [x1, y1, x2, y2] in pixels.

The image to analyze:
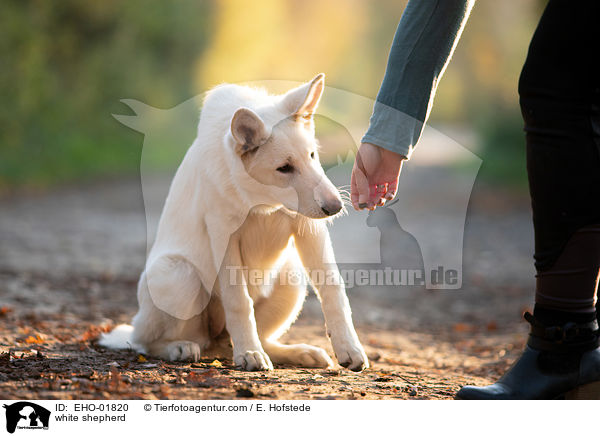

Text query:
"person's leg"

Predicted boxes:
[[520, 0, 600, 320], [524, 87, 600, 322], [457, 0, 600, 399], [535, 224, 600, 318]]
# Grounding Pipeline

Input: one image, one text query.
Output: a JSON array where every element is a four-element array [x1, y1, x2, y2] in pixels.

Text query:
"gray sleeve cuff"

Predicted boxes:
[[362, 0, 473, 160], [360, 101, 423, 159]]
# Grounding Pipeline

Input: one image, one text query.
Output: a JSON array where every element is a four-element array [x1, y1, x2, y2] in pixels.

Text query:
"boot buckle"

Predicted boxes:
[[544, 323, 578, 342], [558, 322, 579, 342]]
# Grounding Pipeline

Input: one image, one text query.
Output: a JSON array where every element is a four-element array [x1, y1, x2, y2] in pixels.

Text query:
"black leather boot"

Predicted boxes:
[[455, 312, 600, 399]]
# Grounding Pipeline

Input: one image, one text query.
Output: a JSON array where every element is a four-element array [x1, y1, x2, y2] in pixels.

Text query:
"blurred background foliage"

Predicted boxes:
[[1, 0, 543, 192], [0, 0, 213, 189]]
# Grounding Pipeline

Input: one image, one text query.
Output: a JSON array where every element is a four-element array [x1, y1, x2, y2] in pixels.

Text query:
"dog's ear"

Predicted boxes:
[[280, 73, 325, 121], [230, 108, 269, 155]]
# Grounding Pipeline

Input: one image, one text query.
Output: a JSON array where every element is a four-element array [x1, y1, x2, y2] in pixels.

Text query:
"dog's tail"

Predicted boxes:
[[98, 324, 139, 350]]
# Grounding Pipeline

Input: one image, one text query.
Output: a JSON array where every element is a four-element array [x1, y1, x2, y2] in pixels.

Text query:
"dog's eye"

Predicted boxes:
[[276, 164, 294, 174], [310, 152, 315, 159]]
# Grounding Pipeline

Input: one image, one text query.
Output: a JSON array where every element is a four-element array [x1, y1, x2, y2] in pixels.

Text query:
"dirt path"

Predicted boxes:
[[0, 173, 534, 400]]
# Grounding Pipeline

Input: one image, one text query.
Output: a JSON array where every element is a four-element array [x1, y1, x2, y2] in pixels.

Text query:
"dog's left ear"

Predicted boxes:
[[280, 73, 325, 121], [230, 107, 270, 155]]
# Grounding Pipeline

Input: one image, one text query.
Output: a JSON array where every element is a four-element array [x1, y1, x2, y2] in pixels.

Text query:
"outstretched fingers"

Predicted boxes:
[[351, 165, 370, 210]]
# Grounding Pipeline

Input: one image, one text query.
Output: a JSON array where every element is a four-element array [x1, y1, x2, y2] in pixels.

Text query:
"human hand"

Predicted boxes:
[[351, 142, 406, 210]]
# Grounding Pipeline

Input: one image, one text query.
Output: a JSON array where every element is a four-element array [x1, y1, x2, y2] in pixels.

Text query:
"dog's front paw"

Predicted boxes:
[[332, 340, 369, 372], [234, 350, 273, 371], [166, 341, 201, 362]]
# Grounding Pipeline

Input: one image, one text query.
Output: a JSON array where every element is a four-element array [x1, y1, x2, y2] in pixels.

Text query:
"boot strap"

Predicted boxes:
[[524, 311, 599, 343]]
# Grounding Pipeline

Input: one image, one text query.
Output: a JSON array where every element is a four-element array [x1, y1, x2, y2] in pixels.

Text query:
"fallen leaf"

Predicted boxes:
[[373, 377, 393, 382], [452, 323, 472, 333], [187, 368, 230, 388], [108, 367, 125, 392], [236, 387, 254, 398], [80, 325, 111, 343], [209, 359, 222, 368], [24, 335, 44, 344], [137, 354, 147, 363]]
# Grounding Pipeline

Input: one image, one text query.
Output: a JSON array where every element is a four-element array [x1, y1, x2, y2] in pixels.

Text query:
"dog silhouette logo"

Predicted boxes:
[[3, 402, 50, 433]]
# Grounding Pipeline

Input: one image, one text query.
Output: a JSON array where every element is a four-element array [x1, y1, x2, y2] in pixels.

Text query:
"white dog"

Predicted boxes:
[[100, 74, 368, 371]]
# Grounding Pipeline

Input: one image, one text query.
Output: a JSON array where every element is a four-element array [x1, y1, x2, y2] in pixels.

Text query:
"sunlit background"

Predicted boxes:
[[1, 0, 544, 191]]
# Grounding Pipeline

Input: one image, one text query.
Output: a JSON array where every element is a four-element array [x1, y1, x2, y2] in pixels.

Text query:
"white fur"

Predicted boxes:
[[98, 324, 136, 349], [100, 74, 368, 371]]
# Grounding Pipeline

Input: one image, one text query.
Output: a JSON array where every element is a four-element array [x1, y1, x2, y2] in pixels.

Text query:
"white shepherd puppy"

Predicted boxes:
[[100, 74, 368, 371]]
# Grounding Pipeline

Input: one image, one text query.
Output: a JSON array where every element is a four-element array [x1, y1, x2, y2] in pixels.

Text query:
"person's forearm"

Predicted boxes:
[[362, 0, 474, 158]]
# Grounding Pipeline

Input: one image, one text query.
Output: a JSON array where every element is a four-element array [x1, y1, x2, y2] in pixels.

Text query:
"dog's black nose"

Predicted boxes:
[[321, 202, 343, 216]]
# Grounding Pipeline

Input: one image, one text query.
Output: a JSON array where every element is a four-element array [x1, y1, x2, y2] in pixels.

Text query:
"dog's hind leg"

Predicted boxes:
[[254, 261, 333, 368], [131, 256, 210, 362], [145, 339, 202, 362]]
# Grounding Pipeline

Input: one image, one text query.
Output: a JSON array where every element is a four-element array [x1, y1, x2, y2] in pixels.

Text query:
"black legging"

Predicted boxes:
[[518, 0, 600, 312]]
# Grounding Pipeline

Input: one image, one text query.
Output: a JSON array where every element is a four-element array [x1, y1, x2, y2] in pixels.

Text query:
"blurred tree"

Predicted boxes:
[[0, 0, 213, 189], [196, 0, 372, 92]]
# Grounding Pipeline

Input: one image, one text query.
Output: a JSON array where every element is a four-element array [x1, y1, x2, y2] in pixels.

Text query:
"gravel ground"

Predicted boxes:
[[0, 165, 536, 400]]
